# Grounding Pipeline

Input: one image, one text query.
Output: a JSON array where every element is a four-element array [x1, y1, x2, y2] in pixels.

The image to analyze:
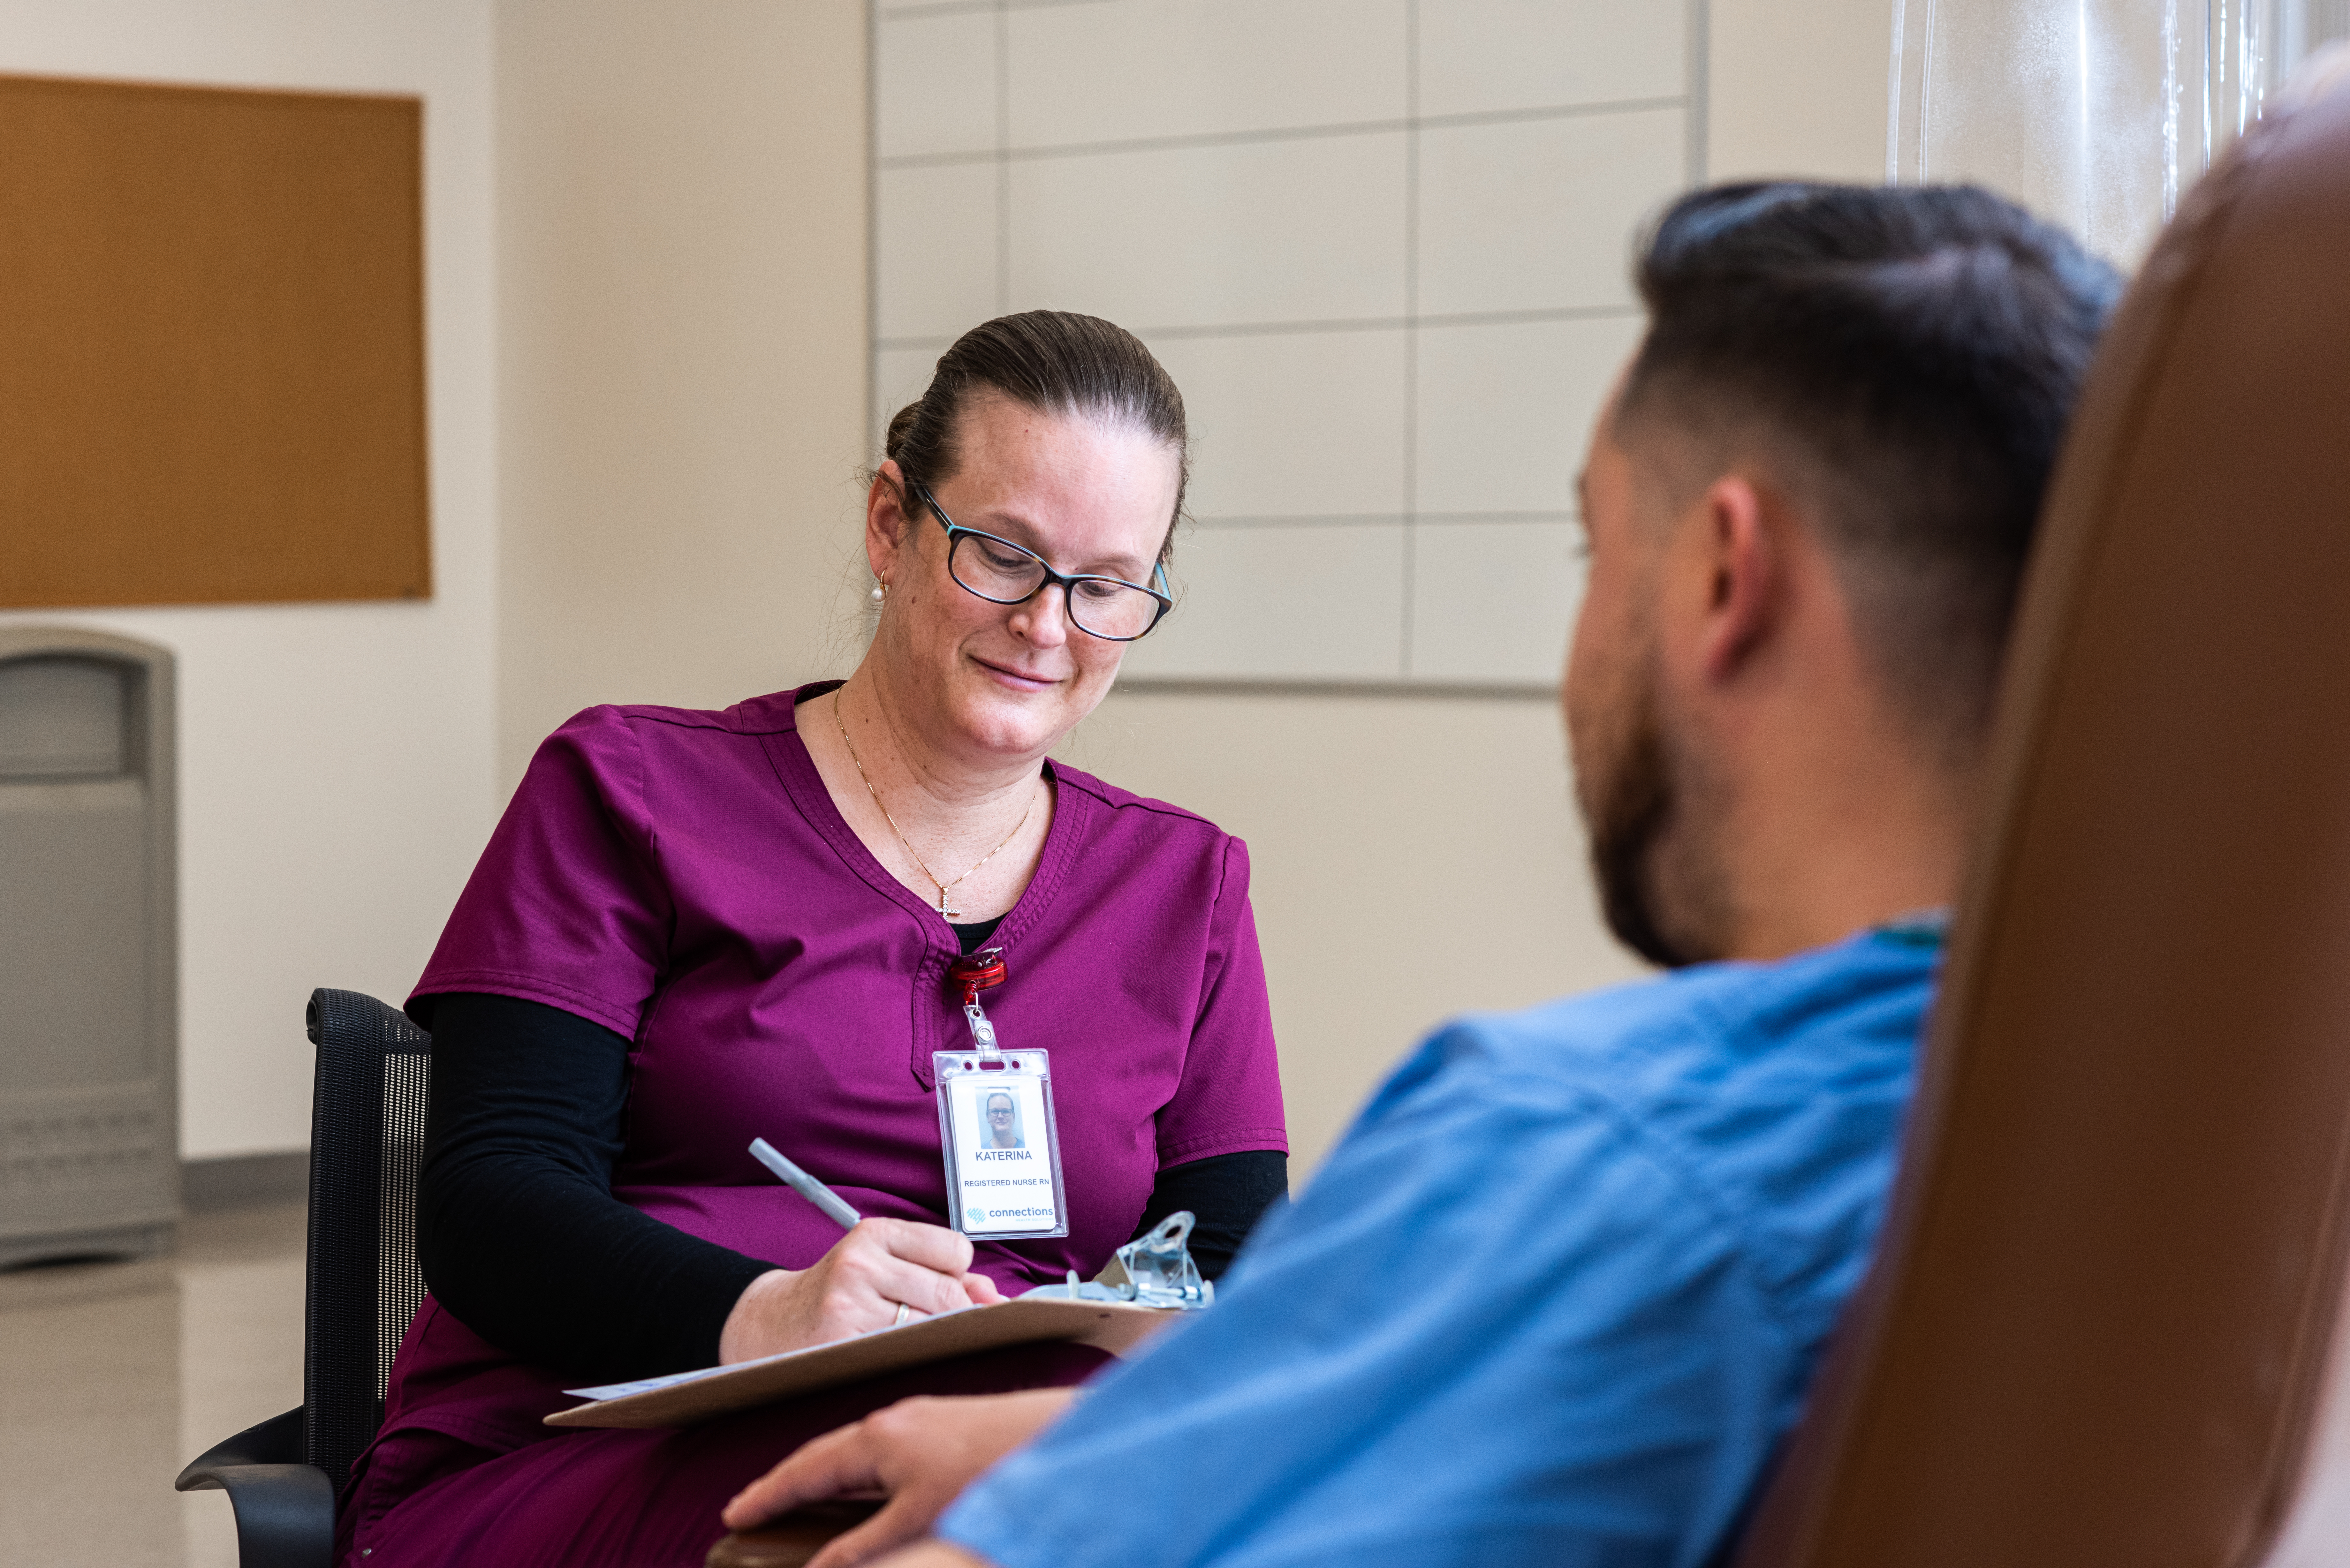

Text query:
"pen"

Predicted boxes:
[[748, 1137, 864, 1230]]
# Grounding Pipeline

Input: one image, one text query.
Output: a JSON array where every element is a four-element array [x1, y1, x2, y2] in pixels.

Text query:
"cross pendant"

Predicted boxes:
[[936, 887, 961, 918]]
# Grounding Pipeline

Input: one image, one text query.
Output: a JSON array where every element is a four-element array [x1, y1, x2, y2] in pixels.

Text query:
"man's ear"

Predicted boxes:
[[1695, 474, 1780, 682]]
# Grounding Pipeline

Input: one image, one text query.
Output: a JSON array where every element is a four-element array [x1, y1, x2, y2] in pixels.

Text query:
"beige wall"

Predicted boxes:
[[870, 3, 1690, 694], [0, 0, 501, 1161], [1061, 690, 1642, 1170], [494, 0, 871, 788], [1708, 0, 1893, 182]]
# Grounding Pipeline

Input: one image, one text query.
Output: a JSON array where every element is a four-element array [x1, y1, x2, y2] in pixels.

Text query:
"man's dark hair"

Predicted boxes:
[[1619, 182, 2123, 760]]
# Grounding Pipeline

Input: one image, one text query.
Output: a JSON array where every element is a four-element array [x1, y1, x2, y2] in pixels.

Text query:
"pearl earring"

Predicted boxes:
[[870, 581, 886, 603]]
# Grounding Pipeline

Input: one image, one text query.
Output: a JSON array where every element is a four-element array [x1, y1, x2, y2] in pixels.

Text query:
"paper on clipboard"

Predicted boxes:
[[545, 1295, 1180, 1430], [549, 1212, 1217, 1430]]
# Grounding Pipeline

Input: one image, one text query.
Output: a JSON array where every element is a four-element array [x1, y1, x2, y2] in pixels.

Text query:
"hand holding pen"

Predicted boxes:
[[714, 1138, 1004, 1365]]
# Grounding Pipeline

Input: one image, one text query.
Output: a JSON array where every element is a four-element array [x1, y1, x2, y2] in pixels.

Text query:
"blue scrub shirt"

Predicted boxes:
[[941, 923, 1942, 1568]]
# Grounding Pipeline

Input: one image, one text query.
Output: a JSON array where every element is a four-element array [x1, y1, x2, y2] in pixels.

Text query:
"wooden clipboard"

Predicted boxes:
[[546, 1297, 1180, 1430]]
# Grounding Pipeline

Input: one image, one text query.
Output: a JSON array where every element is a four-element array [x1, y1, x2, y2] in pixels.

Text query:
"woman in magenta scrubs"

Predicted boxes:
[[335, 313, 1289, 1568]]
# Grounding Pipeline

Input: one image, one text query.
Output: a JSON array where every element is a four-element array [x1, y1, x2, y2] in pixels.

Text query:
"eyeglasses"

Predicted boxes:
[[906, 476, 1173, 642]]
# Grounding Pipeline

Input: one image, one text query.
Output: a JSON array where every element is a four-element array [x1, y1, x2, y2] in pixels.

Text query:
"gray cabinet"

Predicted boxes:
[[0, 629, 177, 1267]]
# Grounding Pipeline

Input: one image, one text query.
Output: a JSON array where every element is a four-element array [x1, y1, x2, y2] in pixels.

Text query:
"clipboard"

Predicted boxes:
[[546, 1295, 1179, 1429], [546, 1212, 1217, 1431]]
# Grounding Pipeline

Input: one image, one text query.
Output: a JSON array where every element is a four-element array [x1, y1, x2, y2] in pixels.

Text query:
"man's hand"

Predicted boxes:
[[719, 1220, 1004, 1364], [722, 1388, 1078, 1568]]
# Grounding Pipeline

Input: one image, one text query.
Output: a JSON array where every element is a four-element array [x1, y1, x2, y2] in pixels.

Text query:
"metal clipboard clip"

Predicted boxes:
[[1032, 1211, 1215, 1310]]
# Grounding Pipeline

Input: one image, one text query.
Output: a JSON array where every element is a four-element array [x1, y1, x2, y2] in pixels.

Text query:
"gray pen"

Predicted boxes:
[[748, 1137, 864, 1230]]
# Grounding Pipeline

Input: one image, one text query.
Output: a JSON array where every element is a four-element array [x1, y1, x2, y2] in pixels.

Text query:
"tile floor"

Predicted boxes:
[[0, 1202, 305, 1568]]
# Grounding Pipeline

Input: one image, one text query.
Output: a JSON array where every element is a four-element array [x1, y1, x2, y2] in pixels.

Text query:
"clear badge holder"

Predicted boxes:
[[935, 949, 1069, 1240]]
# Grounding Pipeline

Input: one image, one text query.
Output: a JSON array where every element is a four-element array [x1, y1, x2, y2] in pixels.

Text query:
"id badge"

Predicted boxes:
[[933, 1048, 1069, 1238], [935, 947, 1069, 1239]]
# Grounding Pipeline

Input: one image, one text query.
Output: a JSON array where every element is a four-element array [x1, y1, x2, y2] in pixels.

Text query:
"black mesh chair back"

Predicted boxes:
[[302, 987, 431, 1500]]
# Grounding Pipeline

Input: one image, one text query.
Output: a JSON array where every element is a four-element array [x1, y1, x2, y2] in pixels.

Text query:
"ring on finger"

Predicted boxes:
[[892, 1301, 912, 1328]]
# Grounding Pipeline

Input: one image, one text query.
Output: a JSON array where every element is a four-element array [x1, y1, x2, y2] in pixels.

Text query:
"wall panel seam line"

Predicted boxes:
[[1190, 512, 1578, 530], [883, 0, 1111, 17], [993, 0, 1011, 313], [876, 304, 1640, 353], [1399, 0, 1421, 679], [883, 0, 996, 18], [868, 0, 883, 459], [875, 96, 1693, 170], [1685, 0, 1710, 185]]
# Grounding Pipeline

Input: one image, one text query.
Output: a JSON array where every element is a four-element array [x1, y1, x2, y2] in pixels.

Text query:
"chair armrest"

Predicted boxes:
[[179, 1406, 305, 1475], [177, 1408, 336, 1568]]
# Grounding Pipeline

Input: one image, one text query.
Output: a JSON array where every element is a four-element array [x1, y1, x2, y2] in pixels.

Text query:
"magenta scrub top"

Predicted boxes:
[[367, 682, 1285, 1467]]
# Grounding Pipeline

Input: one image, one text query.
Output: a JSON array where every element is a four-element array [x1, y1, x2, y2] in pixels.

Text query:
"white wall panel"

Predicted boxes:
[[876, 161, 999, 339], [1008, 134, 1408, 331], [1708, 0, 1891, 182], [1409, 520, 1585, 683], [873, 343, 942, 448], [871, 0, 1698, 693], [1417, 108, 1685, 317], [1120, 522, 1406, 681], [1008, 0, 1405, 147], [876, 9, 997, 160], [1420, 0, 1687, 117], [1146, 330, 1409, 520], [1415, 314, 1644, 516]]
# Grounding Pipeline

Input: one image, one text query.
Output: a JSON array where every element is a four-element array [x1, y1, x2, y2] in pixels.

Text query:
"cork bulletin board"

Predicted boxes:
[[0, 74, 429, 608]]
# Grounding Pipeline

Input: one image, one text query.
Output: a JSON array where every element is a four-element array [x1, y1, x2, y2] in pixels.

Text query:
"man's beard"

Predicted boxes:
[[1580, 674, 1723, 969]]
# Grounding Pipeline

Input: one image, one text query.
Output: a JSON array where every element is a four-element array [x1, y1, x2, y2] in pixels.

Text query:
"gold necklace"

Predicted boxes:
[[834, 688, 1035, 918]]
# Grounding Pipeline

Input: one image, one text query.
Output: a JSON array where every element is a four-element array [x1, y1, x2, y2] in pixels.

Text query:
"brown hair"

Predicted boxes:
[[881, 311, 1190, 563]]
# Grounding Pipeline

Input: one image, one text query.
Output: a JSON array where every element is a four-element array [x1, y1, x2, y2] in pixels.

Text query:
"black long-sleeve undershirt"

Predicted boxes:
[[415, 986, 1286, 1381]]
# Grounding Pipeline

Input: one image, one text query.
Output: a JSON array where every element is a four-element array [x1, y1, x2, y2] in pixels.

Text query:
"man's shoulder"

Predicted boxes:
[[1363, 930, 1939, 1309], [1426, 929, 1933, 1097]]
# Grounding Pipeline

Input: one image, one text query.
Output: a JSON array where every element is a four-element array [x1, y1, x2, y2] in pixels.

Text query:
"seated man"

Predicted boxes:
[[723, 182, 2123, 1568]]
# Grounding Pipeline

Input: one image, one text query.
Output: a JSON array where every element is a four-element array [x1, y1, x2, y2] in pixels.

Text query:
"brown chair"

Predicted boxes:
[[1737, 48, 2350, 1568]]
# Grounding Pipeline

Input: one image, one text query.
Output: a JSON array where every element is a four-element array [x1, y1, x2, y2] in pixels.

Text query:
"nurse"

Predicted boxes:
[[334, 311, 1290, 1568]]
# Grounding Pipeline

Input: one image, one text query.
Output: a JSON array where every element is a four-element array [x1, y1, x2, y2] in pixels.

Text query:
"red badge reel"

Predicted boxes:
[[948, 947, 1007, 1057]]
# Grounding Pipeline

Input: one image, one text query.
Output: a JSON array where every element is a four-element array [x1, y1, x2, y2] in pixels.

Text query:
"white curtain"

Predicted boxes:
[[1888, 0, 2350, 260]]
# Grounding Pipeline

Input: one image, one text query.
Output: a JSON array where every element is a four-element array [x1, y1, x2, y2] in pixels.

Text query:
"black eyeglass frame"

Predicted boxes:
[[905, 474, 1175, 643]]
